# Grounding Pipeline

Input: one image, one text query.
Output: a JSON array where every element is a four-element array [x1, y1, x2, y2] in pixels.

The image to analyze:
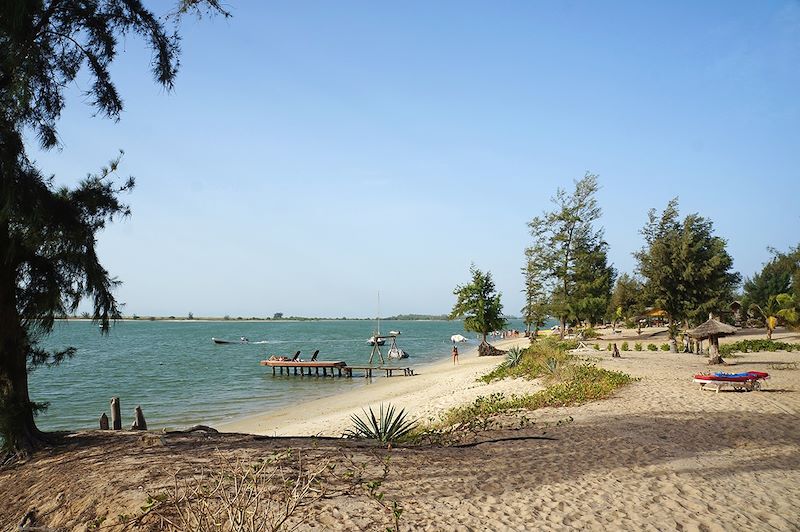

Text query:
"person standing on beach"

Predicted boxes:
[[452, 344, 459, 365]]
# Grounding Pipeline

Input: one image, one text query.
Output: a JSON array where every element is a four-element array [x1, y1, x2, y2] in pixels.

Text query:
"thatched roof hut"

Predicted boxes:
[[686, 318, 737, 340]]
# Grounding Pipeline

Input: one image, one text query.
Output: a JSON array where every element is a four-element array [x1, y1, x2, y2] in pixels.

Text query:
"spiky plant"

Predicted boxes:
[[542, 357, 560, 377], [345, 404, 416, 443], [504, 347, 524, 368]]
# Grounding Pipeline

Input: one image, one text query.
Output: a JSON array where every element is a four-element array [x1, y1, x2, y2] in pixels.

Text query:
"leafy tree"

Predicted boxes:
[[450, 265, 506, 343], [742, 244, 800, 333], [521, 247, 549, 337], [775, 293, 799, 328], [0, 0, 226, 456], [608, 273, 644, 327], [526, 173, 614, 336], [634, 198, 740, 338]]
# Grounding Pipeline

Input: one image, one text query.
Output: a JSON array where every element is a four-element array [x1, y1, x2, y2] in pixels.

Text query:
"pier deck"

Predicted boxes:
[[259, 360, 414, 378]]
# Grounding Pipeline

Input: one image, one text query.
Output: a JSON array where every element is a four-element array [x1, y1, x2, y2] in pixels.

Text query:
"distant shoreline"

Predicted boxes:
[[54, 317, 482, 323]]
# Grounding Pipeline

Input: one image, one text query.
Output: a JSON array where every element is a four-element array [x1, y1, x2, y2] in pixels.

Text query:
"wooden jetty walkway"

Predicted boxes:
[[259, 360, 414, 378]]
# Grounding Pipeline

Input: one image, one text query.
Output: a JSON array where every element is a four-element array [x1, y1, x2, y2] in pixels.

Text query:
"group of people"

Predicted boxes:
[[489, 329, 521, 339]]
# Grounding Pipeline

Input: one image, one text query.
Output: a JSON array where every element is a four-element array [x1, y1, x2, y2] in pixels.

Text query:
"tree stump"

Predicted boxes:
[[99, 413, 109, 430], [110, 397, 121, 430], [669, 338, 677, 353], [478, 341, 506, 357], [131, 405, 147, 430]]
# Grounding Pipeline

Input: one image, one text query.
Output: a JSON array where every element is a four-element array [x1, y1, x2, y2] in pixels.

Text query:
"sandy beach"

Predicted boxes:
[[219, 336, 537, 437], [2, 329, 799, 530]]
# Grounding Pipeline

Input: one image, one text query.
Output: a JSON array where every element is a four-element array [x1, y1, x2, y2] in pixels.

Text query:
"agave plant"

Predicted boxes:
[[542, 357, 560, 377], [504, 346, 524, 368], [345, 403, 416, 443]]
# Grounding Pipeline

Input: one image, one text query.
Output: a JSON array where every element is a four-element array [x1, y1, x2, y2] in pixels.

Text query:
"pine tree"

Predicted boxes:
[[450, 265, 506, 344], [526, 173, 614, 336], [634, 198, 740, 337], [0, 0, 226, 456]]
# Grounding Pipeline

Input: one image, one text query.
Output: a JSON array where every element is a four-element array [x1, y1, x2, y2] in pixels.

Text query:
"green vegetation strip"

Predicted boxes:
[[720, 339, 800, 356], [441, 338, 635, 427]]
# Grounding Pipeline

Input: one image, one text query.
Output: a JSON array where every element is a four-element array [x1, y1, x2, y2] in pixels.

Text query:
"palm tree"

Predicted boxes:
[[749, 296, 781, 340]]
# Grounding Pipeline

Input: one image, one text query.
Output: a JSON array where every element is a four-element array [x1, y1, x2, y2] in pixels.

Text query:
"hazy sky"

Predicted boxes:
[[30, 1, 800, 318]]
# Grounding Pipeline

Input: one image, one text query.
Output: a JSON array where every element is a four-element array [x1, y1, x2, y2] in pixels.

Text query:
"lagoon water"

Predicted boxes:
[[30, 319, 525, 432]]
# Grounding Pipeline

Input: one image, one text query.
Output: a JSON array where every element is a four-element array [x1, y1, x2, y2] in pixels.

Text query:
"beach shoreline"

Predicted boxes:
[[218, 336, 534, 436]]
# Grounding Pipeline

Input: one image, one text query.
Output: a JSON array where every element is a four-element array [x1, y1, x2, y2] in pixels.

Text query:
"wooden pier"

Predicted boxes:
[[260, 360, 347, 377], [259, 360, 414, 378]]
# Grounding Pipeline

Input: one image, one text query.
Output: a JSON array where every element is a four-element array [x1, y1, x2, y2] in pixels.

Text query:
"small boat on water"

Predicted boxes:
[[212, 336, 257, 345], [367, 336, 386, 346], [387, 346, 409, 359]]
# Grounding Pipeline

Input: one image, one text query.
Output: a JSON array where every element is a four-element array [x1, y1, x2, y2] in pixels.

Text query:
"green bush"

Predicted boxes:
[[580, 327, 599, 339], [621, 341, 629, 351], [647, 344, 658, 351], [719, 339, 800, 356], [660, 343, 670, 351], [606, 343, 613, 351], [634, 343, 642, 351], [593, 343, 600, 350], [480, 339, 570, 383], [445, 365, 636, 426]]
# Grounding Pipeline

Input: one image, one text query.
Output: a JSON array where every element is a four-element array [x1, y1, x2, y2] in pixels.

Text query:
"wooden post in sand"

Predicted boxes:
[[111, 397, 122, 430], [131, 405, 147, 430], [99, 413, 109, 430]]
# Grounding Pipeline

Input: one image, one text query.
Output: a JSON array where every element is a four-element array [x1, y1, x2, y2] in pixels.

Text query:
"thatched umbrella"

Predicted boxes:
[[687, 317, 736, 364]]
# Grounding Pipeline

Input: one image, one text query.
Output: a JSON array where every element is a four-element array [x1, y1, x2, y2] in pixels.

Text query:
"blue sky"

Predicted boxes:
[[30, 1, 800, 318]]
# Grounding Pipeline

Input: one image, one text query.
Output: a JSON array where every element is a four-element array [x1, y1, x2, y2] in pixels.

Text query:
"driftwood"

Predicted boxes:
[[478, 341, 506, 357], [165, 424, 220, 434], [131, 405, 147, 430], [99, 413, 109, 430], [111, 397, 121, 430], [19, 508, 36, 528]]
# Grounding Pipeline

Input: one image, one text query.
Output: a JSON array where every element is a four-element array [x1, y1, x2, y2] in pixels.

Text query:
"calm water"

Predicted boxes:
[[30, 319, 524, 431]]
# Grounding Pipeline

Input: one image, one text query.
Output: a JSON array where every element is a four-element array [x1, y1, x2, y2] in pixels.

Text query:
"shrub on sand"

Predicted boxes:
[[647, 344, 658, 351], [345, 404, 416, 443], [621, 341, 629, 351]]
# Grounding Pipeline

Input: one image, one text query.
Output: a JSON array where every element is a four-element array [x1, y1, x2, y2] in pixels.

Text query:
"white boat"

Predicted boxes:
[[212, 336, 261, 345], [387, 346, 409, 359], [367, 336, 386, 346], [451, 334, 468, 343]]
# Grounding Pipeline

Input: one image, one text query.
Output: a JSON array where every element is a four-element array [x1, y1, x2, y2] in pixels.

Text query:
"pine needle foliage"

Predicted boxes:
[[449, 265, 506, 343], [0, 0, 226, 455]]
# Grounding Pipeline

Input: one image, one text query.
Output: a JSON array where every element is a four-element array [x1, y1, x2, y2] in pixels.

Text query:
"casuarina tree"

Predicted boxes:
[[526, 173, 614, 337], [450, 265, 506, 346], [634, 198, 740, 338], [0, 0, 227, 456]]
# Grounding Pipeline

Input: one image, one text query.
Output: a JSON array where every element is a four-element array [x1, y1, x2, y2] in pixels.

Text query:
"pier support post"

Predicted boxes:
[[131, 405, 147, 430], [111, 397, 122, 430]]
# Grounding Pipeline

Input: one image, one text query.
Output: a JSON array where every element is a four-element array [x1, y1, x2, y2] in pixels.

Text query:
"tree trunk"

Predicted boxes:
[[0, 221, 47, 456], [560, 317, 566, 340], [707, 336, 724, 365]]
